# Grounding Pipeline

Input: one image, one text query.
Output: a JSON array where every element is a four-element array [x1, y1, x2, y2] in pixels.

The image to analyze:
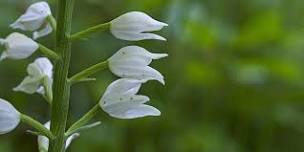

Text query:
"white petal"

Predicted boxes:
[[108, 46, 167, 84], [0, 98, 20, 134], [102, 78, 143, 98], [33, 23, 53, 40], [14, 57, 53, 95], [37, 122, 50, 152], [2, 33, 38, 60], [0, 52, 8, 61], [13, 76, 42, 94], [109, 64, 165, 84], [110, 11, 168, 41], [103, 102, 161, 119], [65, 133, 80, 148], [111, 31, 167, 41], [27, 57, 53, 78], [102, 94, 150, 106], [109, 46, 168, 65], [109, 46, 153, 65], [10, 2, 51, 31], [100, 78, 161, 119]]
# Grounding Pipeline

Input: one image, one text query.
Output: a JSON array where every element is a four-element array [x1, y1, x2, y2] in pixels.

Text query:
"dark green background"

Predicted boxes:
[[1, 0, 304, 151]]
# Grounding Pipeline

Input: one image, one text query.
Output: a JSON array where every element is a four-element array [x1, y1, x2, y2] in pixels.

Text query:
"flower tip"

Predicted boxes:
[[161, 22, 169, 27], [154, 35, 167, 41], [159, 78, 166, 85], [0, 53, 7, 61], [33, 33, 39, 40]]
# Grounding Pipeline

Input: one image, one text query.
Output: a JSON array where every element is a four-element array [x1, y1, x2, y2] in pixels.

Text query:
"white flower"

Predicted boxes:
[[0, 32, 38, 61], [10, 2, 53, 39], [0, 98, 20, 135], [108, 46, 168, 84], [110, 11, 168, 41], [14, 57, 53, 95], [100, 78, 161, 119], [38, 121, 79, 152]]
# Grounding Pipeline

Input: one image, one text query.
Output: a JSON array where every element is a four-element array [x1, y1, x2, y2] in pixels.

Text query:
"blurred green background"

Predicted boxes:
[[1, 0, 304, 151]]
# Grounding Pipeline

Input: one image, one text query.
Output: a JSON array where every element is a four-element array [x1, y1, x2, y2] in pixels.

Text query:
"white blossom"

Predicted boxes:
[[108, 46, 168, 84], [0, 32, 38, 61], [38, 121, 79, 152], [14, 57, 53, 95], [110, 11, 168, 41], [0, 98, 20, 135], [100, 78, 161, 119], [10, 2, 53, 39]]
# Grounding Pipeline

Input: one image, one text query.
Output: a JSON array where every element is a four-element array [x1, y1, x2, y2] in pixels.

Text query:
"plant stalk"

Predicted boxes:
[[69, 61, 108, 84], [20, 114, 54, 140], [49, 0, 75, 151], [66, 104, 100, 135], [70, 22, 110, 40]]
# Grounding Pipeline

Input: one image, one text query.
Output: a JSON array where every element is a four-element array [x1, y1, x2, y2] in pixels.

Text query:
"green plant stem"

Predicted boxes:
[[38, 44, 60, 60], [49, 0, 75, 151], [69, 61, 108, 84], [20, 114, 54, 139], [42, 76, 53, 104], [47, 15, 57, 32], [66, 104, 101, 136], [70, 22, 110, 40]]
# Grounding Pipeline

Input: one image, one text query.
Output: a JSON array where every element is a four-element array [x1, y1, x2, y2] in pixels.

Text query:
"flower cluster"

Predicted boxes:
[[0, 1, 168, 151]]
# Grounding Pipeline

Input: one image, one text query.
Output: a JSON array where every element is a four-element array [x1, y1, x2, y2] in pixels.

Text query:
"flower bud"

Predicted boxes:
[[14, 57, 53, 95], [10, 2, 53, 39], [100, 78, 161, 119], [0, 98, 20, 135], [108, 46, 168, 84], [110, 11, 168, 41], [0, 33, 38, 61]]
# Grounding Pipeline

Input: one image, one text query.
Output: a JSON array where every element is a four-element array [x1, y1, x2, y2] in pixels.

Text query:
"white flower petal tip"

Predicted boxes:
[[110, 11, 168, 41], [10, 2, 53, 39], [0, 33, 38, 61], [14, 57, 53, 95], [100, 78, 161, 119], [108, 46, 167, 84], [38, 121, 79, 151], [0, 98, 20, 135]]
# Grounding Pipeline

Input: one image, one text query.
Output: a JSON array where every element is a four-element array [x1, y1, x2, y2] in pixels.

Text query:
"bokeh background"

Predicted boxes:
[[1, 0, 304, 151]]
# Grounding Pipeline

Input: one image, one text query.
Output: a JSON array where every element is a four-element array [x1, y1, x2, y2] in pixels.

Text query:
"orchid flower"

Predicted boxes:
[[108, 46, 168, 84], [14, 57, 53, 98], [0, 98, 20, 135], [38, 121, 79, 152], [0, 32, 38, 61], [110, 11, 168, 41], [100, 78, 161, 119], [10, 2, 53, 39]]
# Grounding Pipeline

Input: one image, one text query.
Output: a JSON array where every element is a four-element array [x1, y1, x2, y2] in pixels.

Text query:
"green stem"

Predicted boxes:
[[20, 114, 54, 140], [38, 44, 60, 60], [47, 15, 57, 32], [42, 76, 53, 104], [69, 61, 108, 84], [70, 22, 110, 40], [66, 104, 100, 135], [49, 0, 75, 151]]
